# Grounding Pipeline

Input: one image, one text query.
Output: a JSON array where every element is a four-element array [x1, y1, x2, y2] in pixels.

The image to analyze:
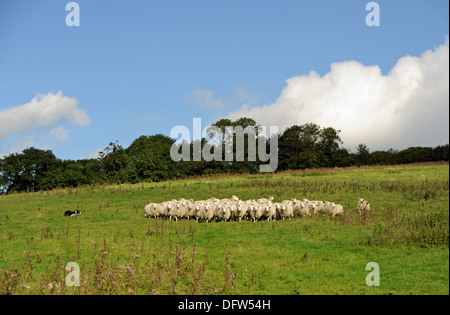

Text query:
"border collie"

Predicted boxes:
[[64, 210, 82, 217]]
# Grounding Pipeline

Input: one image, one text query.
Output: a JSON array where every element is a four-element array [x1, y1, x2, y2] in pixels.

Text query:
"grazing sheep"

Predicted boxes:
[[330, 203, 344, 217], [257, 196, 274, 204], [211, 204, 221, 219], [144, 203, 154, 218], [186, 203, 196, 220], [205, 197, 220, 204], [280, 204, 294, 220], [216, 205, 224, 221], [220, 206, 232, 222], [235, 204, 249, 222], [292, 199, 303, 216], [217, 205, 235, 222], [303, 202, 315, 217], [168, 205, 176, 221], [204, 204, 216, 223], [263, 204, 277, 221], [155, 203, 169, 219], [144, 195, 347, 223], [279, 200, 294, 220], [219, 198, 232, 204], [194, 204, 208, 222], [250, 205, 263, 222], [173, 204, 188, 221], [144, 203, 161, 218], [323, 201, 333, 215], [357, 198, 371, 216], [297, 202, 310, 217], [316, 201, 327, 215], [273, 203, 282, 219]]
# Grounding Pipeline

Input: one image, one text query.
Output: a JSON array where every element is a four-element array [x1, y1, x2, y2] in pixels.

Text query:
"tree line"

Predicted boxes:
[[0, 118, 448, 194]]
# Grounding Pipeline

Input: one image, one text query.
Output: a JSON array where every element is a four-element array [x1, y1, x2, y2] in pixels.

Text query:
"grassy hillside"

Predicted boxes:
[[0, 162, 448, 295]]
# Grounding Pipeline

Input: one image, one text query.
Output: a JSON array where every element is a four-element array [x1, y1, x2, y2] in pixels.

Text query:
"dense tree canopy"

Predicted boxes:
[[126, 134, 178, 182], [0, 148, 58, 193], [0, 118, 448, 194], [278, 123, 344, 170]]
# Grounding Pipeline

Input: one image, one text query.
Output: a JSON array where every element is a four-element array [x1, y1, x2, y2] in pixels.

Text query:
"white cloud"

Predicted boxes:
[[185, 89, 224, 110], [4, 135, 34, 156], [39, 126, 70, 149], [77, 148, 103, 160], [0, 91, 90, 156], [227, 39, 449, 151]]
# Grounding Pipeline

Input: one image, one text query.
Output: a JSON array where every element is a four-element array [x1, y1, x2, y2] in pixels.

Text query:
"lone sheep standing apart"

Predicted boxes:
[[356, 198, 371, 216]]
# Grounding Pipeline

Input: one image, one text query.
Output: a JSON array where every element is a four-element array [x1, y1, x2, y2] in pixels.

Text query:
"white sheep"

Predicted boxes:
[[316, 201, 327, 215], [298, 203, 310, 217], [144, 203, 159, 218], [144, 195, 348, 222], [247, 204, 261, 222], [155, 203, 169, 219], [273, 203, 282, 219], [280, 204, 294, 220], [204, 204, 216, 223], [357, 198, 371, 216], [253, 205, 264, 222], [292, 199, 303, 216], [168, 204, 176, 221], [173, 203, 188, 221], [235, 204, 249, 222], [221, 206, 232, 222], [206, 197, 220, 204], [186, 203, 196, 220], [330, 203, 344, 217], [307, 203, 316, 216], [194, 204, 208, 222], [263, 204, 277, 221], [278, 200, 294, 220], [217, 206, 231, 222], [257, 196, 274, 204], [231, 195, 240, 202]]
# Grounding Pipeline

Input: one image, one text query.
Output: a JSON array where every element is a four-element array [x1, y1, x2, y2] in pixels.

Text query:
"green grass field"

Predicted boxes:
[[0, 162, 448, 295]]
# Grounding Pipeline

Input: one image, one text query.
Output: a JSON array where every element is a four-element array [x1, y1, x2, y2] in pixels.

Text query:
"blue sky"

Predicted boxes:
[[0, 0, 448, 160]]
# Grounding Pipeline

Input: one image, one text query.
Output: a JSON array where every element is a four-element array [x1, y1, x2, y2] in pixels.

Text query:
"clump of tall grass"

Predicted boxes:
[[360, 209, 449, 248], [0, 228, 239, 295]]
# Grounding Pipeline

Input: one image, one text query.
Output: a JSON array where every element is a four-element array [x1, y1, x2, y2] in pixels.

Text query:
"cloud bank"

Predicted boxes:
[[0, 91, 90, 156], [228, 40, 449, 151]]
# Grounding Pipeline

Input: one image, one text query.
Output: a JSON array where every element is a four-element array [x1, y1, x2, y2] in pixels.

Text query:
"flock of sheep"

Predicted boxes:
[[143, 196, 371, 223]]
